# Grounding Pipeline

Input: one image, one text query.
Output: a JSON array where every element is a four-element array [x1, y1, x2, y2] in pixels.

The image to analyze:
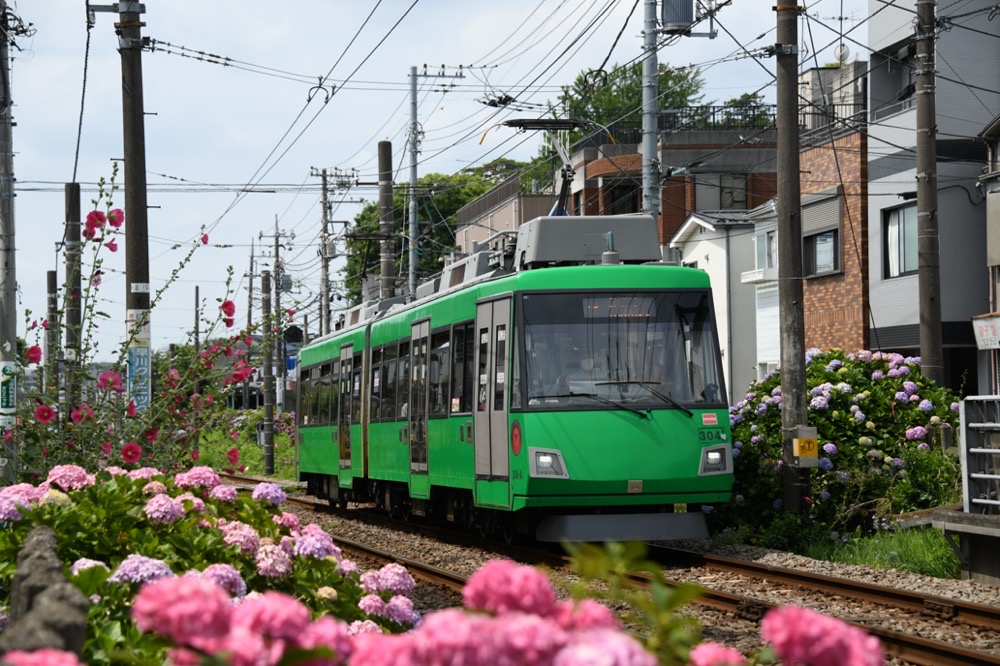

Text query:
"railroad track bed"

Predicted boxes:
[[228, 477, 1000, 664]]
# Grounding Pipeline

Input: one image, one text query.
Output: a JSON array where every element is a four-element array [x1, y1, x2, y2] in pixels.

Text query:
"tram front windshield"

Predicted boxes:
[[521, 291, 723, 409]]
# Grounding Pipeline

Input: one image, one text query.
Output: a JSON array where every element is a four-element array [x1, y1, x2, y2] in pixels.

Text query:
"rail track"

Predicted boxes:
[[223, 473, 1000, 665]]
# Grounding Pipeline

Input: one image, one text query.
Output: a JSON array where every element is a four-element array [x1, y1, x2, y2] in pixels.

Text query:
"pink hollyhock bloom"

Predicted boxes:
[[108, 208, 125, 228], [105, 239, 118, 252], [191, 449, 200, 461], [553, 628, 656, 666], [101, 441, 112, 456], [553, 598, 620, 632], [126, 399, 137, 417], [132, 576, 232, 643], [201, 233, 209, 245], [41, 318, 49, 329], [98, 370, 124, 393], [34, 404, 56, 424], [220, 300, 237, 317], [2, 648, 86, 666], [121, 442, 142, 463], [287, 308, 296, 321], [223, 317, 235, 328], [761, 605, 883, 666], [462, 558, 557, 617], [90, 271, 103, 287], [227, 447, 240, 465], [25, 345, 42, 364], [689, 642, 747, 666], [230, 590, 311, 641], [84, 209, 107, 238], [70, 403, 94, 424]]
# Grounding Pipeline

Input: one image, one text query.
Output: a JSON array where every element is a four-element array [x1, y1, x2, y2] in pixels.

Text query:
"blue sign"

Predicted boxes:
[[128, 345, 152, 412]]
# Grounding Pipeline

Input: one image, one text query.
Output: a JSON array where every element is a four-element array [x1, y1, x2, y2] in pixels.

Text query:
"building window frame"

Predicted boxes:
[[884, 204, 918, 278], [803, 229, 840, 277]]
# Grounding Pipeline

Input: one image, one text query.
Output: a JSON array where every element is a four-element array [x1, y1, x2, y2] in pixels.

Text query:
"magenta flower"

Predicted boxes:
[[220, 299, 237, 317], [689, 642, 747, 666], [462, 558, 556, 617], [132, 576, 232, 644], [33, 404, 56, 424], [98, 370, 124, 393], [761, 605, 883, 666], [108, 208, 125, 228], [553, 599, 620, 632], [25, 345, 42, 364], [295, 616, 354, 664], [121, 442, 142, 463], [1, 648, 86, 666]]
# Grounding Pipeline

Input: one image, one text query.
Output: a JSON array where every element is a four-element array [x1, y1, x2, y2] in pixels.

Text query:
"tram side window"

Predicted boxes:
[[429, 330, 451, 417], [369, 348, 382, 421], [318, 363, 333, 425], [493, 325, 506, 410], [450, 322, 474, 413], [382, 344, 398, 420], [351, 352, 363, 423], [477, 326, 489, 412], [398, 341, 411, 418], [329, 361, 340, 426], [338, 358, 351, 425]]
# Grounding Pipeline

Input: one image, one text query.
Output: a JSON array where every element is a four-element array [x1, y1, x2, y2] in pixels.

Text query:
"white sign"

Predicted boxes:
[[973, 315, 1000, 350]]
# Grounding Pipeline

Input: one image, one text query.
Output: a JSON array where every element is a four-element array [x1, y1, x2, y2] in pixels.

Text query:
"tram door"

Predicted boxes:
[[409, 320, 429, 476], [337, 345, 353, 486], [473, 298, 511, 504]]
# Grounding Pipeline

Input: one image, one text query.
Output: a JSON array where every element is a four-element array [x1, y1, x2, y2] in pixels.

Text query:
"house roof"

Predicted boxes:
[[979, 113, 1000, 141], [668, 210, 755, 248]]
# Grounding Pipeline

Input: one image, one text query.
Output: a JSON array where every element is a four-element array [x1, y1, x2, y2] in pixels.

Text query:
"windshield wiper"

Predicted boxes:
[[595, 380, 694, 418], [530, 392, 650, 420]]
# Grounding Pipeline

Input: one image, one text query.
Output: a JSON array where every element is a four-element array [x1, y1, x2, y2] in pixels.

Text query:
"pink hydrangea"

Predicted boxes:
[[209, 485, 239, 502], [689, 642, 747, 666], [1, 648, 86, 666], [129, 467, 163, 481], [142, 481, 167, 495], [295, 615, 353, 665], [132, 576, 232, 643], [174, 466, 222, 489], [384, 595, 419, 626], [255, 542, 292, 578], [358, 594, 386, 617], [486, 611, 568, 665], [144, 493, 186, 525], [401, 608, 494, 663], [221, 520, 260, 553], [274, 511, 300, 531], [230, 590, 312, 641], [0, 483, 45, 509], [553, 598, 620, 632], [760, 605, 884, 666], [46, 464, 95, 491], [553, 628, 657, 666], [350, 632, 415, 666], [462, 558, 556, 617], [176, 492, 205, 512]]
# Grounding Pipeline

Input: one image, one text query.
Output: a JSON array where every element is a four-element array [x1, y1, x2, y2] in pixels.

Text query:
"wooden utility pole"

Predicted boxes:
[[378, 141, 396, 300], [0, 0, 18, 436], [775, 3, 811, 513], [64, 184, 81, 411], [915, 0, 943, 384]]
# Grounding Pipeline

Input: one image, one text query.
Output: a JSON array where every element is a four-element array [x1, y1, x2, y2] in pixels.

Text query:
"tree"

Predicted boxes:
[[340, 165, 515, 305], [557, 61, 705, 144]]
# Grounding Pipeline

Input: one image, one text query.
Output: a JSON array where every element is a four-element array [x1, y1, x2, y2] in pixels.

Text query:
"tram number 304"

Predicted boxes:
[[698, 428, 728, 442]]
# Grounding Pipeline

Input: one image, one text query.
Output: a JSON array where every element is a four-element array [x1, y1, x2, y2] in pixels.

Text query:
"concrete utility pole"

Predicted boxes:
[[407, 65, 464, 298], [116, 1, 152, 411], [641, 0, 660, 219], [775, 3, 810, 513], [244, 240, 254, 409], [261, 219, 293, 411], [915, 0, 943, 384], [261, 270, 274, 475], [63, 184, 82, 411], [45, 271, 58, 391], [312, 167, 331, 335], [0, 1, 18, 434], [378, 141, 396, 300]]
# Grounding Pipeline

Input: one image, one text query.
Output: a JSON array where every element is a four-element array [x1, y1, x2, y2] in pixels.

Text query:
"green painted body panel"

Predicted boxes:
[[365, 421, 409, 482], [426, 417, 474, 490], [475, 479, 511, 508], [299, 426, 337, 475], [409, 473, 431, 499]]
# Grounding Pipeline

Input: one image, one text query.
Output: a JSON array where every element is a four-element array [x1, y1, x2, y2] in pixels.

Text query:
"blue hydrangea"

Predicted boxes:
[[756, 403, 768, 415], [918, 399, 933, 411], [825, 359, 844, 372], [809, 395, 829, 410], [109, 554, 174, 585], [818, 457, 834, 471], [819, 490, 831, 500], [252, 482, 287, 506], [822, 443, 838, 455], [854, 410, 866, 423]]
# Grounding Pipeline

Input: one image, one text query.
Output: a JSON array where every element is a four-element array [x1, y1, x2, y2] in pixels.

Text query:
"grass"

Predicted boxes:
[[803, 525, 961, 579]]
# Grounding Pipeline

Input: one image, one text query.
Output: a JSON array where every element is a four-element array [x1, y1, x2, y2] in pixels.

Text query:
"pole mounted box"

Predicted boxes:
[[790, 424, 819, 468]]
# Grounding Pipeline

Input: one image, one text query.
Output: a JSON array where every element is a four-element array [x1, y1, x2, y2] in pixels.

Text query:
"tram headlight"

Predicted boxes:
[[699, 445, 731, 476], [528, 447, 569, 479]]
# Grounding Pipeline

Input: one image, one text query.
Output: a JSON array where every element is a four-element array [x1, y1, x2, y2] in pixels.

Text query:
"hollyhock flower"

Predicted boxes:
[[223, 317, 235, 328], [191, 449, 200, 461], [70, 403, 94, 424], [90, 271, 103, 287], [132, 576, 232, 643], [761, 605, 883, 666], [2, 649, 86, 666], [220, 300, 237, 317], [108, 208, 124, 228], [98, 370, 124, 393], [121, 442, 142, 463], [25, 345, 42, 364], [126, 399, 137, 417], [109, 554, 174, 585], [34, 404, 56, 424], [688, 642, 747, 666], [227, 447, 240, 465], [201, 233, 209, 245], [463, 558, 556, 617], [287, 308, 296, 321], [84, 209, 107, 237]]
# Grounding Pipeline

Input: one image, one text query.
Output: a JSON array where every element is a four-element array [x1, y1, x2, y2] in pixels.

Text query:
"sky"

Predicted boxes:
[[8, 0, 869, 362]]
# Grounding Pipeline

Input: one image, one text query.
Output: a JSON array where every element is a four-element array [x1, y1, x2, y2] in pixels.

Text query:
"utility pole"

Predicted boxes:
[[244, 240, 254, 408], [261, 270, 274, 475], [45, 271, 58, 392], [378, 141, 396, 301], [408, 65, 463, 298], [775, 3, 811, 513], [915, 0, 943, 384], [311, 167, 331, 336], [64, 184, 82, 411], [640, 0, 660, 220], [261, 220, 293, 410]]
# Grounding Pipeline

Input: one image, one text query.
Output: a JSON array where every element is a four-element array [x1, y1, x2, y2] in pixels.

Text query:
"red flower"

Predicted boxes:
[[201, 233, 209, 245], [98, 370, 124, 393], [84, 210, 107, 238], [191, 449, 200, 461], [101, 441, 111, 456], [70, 403, 94, 424], [106, 239, 118, 253], [108, 208, 125, 228], [25, 345, 42, 364], [3, 430, 13, 445], [145, 427, 159, 443], [286, 309, 296, 321], [227, 447, 240, 465], [121, 442, 142, 463], [223, 317, 235, 328], [220, 300, 236, 317], [126, 399, 137, 417], [41, 319, 49, 330], [34, 404, 56, 424]]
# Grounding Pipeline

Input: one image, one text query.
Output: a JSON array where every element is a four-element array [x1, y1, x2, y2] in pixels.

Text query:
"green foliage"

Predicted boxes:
[[711, 349, 962, 550], [804, 525, 961, 579], [341, 166, 509, 305], [195, 408, 297, 480], [565, 541, 704, 665]]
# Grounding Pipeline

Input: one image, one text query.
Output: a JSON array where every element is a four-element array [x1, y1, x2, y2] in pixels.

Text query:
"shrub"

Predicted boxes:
[[710, 349, 962, 548]]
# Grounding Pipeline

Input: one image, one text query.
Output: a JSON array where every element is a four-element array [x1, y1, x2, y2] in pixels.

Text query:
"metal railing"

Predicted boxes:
[[960, 396, 1000, 514]]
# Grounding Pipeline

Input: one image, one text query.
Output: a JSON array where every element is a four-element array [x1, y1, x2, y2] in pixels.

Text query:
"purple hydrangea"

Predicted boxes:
[[917, 442, 931, 451], [854, 411, 866, 423], [701, 504, 714, 514], [293, 532, 342, 561], [825, 359, 844, 372], [871, 370, 884, 380], [819, 490, 831, 500], [822, 443, 838, 456], [252, 482, 287, 506], [891, 458, 905, 468], [951, 402, 960, 413], [894, 391, 909, 402], [0, 497, 23, 522], [209, 485, 238, 502], [902, 381, 918, 395], [887, 368, 902, 378], [906, 426, 928, 441], [809, 396, 829, 410], [898, 365, 910, 376], [818, 457, 834, 471], [108, 554, 174, 584], [376, 563, 416, 596], [198, 563, 247, 597], [836, 471, 851, 482], [772, 499, 783, 510], [144, 494, 185, 525], [755, 403, 768, 415], [918, 399, 933, 411], [385, 596, 419, 625]]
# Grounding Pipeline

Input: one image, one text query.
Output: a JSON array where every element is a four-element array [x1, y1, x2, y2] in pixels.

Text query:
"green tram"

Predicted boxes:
[[296, 215, 733, 542]]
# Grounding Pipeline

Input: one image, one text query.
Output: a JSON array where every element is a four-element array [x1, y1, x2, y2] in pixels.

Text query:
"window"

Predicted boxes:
[[755, 230, 776, 270], [720, 174, 747, 210], [381, 344, 398, 420], [429, 330, 451, 417], [607, 184, 639, 215], [450, 322, 475, 413], [884, 205, 918, 278], [804, 230, 839, 276], [369, 348, 382, 421]]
